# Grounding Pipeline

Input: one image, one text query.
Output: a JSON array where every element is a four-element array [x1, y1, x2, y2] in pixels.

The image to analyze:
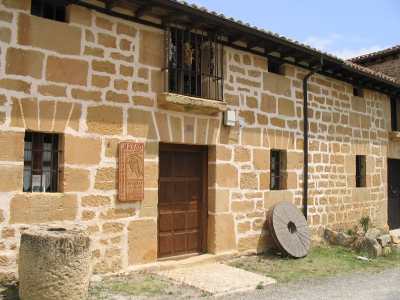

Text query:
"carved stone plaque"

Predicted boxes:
[[118, 142, 144, 202]]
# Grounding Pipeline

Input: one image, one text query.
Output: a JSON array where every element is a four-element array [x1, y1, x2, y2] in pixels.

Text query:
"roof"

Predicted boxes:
[[77, 0, 400, 96], [349, 45, 400, 64]]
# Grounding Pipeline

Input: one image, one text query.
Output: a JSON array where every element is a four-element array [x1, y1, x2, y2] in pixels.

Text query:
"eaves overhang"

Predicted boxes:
[[73, 0, 400, 98]]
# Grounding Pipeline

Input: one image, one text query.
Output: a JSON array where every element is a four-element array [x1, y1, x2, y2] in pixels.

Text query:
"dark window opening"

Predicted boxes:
[[270, 150, 287, 190], [356, 155, 366, 188], [268, 60, 283, 75], [353, 86, 364, 98], [391, 97, 400, 131], [23, 132, 61, 193], [31, 0, 67, 22], [166, 27, 224, 101]]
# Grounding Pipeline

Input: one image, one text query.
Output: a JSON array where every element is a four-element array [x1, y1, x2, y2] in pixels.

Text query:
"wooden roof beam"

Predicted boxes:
[[135, 2, 154, 18], [105, 0, 120, 10]]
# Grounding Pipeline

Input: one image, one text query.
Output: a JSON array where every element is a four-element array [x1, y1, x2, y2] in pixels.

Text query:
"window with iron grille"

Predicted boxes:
[[270, 150, 287, 190], [23, 132, 61, 193], [356, 155, 366, 188], [166, 27, 224, 101], [31, 0, 67, 22]]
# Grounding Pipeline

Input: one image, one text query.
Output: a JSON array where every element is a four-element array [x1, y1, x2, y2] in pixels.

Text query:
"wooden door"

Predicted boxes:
[[158, 144, 207, 258], [388, 159, 400, 230]]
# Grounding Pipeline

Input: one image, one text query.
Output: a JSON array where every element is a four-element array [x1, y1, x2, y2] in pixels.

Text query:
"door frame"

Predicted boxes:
[[158, 143, 208, 257]]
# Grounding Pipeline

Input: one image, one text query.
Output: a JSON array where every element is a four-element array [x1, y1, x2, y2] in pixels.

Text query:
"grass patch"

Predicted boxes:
[[89, 273, 170, 299], [229, 245, 400, 283]]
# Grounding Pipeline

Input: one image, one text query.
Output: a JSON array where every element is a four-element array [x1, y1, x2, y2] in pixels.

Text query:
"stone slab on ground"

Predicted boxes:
[[156, 262, 276, 296]]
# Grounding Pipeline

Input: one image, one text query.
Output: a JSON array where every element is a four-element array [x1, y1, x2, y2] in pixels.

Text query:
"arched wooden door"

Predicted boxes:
[[158, 144, 208, 258]]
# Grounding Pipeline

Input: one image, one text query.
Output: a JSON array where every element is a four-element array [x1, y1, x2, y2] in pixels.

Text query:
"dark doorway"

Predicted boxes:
[[388, 159, 400, 230], [158, 144, 208, 258]]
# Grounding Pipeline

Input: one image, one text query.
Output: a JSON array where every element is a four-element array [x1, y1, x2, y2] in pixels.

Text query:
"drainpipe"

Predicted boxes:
[[302, 58, 323, 220]]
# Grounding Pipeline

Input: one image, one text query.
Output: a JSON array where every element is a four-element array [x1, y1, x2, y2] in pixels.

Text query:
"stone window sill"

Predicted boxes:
[[157, 92, 227, 116], [389, 131, 400, 141]]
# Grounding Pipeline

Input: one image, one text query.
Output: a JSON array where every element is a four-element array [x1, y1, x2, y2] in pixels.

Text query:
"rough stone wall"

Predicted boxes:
[[0, 0, 392, 279], [362, 56, 400, 81]]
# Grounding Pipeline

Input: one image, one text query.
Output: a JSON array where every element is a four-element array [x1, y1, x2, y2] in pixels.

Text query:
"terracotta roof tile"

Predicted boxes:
[[171, 0, 400, 87], [349, 45, 400, 63]]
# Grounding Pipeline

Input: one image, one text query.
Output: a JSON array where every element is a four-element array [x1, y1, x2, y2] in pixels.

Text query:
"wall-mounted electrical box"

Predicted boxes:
[[223, 110, 237, 127]]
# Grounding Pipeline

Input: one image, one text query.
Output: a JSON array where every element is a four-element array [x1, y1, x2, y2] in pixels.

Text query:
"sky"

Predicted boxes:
[[186, 0, 400, 59]]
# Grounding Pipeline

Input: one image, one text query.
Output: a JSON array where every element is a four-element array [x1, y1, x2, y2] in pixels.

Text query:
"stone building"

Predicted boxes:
[[0, 0, 399, 279], [350, 45, 400, 81]]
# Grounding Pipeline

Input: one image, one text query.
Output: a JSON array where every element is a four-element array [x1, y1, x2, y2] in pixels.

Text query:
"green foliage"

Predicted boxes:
[[359, 216, 371, 233]]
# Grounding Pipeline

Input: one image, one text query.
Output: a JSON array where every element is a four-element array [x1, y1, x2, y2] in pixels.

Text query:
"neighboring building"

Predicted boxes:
[[0, 0, 399, 279], [350, 46, 400, 81]]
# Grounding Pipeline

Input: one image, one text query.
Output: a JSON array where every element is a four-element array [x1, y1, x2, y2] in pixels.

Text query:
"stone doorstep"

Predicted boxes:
[[156, 262, 276, 296], [390, 229, 400, 238], [95, 251, 239, 279]]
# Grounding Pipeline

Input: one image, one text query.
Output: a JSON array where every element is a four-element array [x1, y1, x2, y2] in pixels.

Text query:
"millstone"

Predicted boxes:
[[267, 202, 311, 258], [19, 225, 91, 300]]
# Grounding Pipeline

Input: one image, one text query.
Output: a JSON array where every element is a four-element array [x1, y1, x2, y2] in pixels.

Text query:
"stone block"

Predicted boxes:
[[67, 4, 92, 26], [72, 88, 102, 102], [264, 190, 293, 210], [106, 91, 129, 103], [92, 60, 116, 74], [232, 201, 254, 213], [214, 164, 238, 188], [18, 13, 81, 55], [139, 29, 164, 68], [37, 84, 67, 97], [240, 172, 258, 190], [208, 189, 230, 213], [64, 135, 101, 165], [63, 168, 90, 192], [46, 56, 88, 86], [39, 101, 55, 131], [263, 72, 291, 97], [278, 97, 295, 117], [238, 234, 268, 253], [117, 22, 137, 37], [208, 214, 236, 253], [81, 195, 111, 207], [95, 167, 117, 190], [0, 132, 24, 161], [98, 33, 116, 48], [127, 109, 157, 139], [170, 116, 183, 143], [128, 219, 157, 264], [242, 128, 262, 147], [0, 27, 11, 43], [234, 146, 250, 162], [86, 105, 123, 135], [0, 165, 22, 192], [6, 47, 44, 79], [253, 149, 269, 170], [10, 193, 77, 224], [3, 0, 30, 10], [0, 78, 30, 94]]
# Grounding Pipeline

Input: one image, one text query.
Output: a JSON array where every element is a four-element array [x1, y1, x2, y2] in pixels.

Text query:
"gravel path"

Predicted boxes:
[[222, 267, 400, 300]]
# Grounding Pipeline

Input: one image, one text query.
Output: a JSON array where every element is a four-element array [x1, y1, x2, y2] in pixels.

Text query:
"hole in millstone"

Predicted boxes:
[[287, 221, 297, 234], [48, 228, 67, 232]]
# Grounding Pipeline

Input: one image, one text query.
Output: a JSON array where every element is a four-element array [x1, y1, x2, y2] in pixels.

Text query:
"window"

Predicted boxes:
[[31, 0, 67, 22], [353, 86, 364, 97], [268, 59, 283, 75], [270, 150, 286, 190], [356, 155, 366, 188], [166, 27, 224, 101], [23, 132, 61, 193]]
